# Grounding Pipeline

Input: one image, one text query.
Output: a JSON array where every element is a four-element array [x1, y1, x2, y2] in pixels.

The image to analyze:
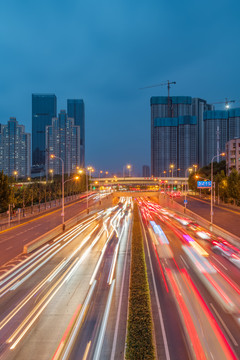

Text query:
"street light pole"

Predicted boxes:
[[170, 164, 174, 192], [184, 167, 192, 212], [210, 152, 225, 224], [86, 170, 88, 212], [50, 155, 65, 229]]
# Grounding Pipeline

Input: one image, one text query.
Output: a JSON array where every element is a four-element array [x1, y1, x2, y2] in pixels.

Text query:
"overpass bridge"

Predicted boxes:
[[92, 176, 188, 189]]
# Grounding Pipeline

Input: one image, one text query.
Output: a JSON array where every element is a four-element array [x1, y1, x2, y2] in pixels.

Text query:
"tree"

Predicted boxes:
[[0, 171, 11, 212], [227, 169, 240, 205]]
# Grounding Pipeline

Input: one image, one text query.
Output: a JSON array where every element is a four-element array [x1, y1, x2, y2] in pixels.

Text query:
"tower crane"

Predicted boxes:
[[211, 98, 235, 109], [139, 80, 176, 117]]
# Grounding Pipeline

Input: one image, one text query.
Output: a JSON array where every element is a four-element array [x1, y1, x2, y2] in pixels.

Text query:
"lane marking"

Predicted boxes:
[[61, 280, 97, 360], [93, 280, 116, 360], [180, 255, 189, 269], [212, 256, 228, 270], [141, 216, 171, 360], [210, 303, 238, 347], [83, 341, 91, 360], [110, 218, 131, 360]]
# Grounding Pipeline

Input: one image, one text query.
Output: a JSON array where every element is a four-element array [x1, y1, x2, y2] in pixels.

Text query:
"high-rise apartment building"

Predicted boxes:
[[0, 117, 31, 177], [32, 94, 57, 171], [67, 99, 85, 167], [192, 98, 213, 167], [226, 138, 240, 175], [151, 96, 211, 176], [153, 116, 197, 177], [203, 108, 240, 165], [45, 110, 80, 176]]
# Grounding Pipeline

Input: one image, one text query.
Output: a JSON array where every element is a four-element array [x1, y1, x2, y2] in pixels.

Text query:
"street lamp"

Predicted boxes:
[[13, 170, 18, 182], [210, 152, 225, 224], [193, 164, 198, 173], [127, 164, 131, 177], [123, 164, 131, 177], [184, 167, 193, 212], [160, 171, 167, 177], [88, 167, 94, 191], [170, 164, 174, 192], [50, 154, 65, 229], [49, 169, 54, 182], [78, 167, 94, 213]]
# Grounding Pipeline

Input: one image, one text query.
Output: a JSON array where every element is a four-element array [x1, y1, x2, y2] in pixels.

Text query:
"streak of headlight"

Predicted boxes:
[[61, 281, 97, 360], [89, 229, 114, 285], [8, 258, 80, 348], [1, 224, 99, 330], [93, 280, 115, 360]]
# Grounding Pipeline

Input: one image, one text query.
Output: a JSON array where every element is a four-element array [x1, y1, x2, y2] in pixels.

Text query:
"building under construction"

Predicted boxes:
[[151, 96, 212, 177]]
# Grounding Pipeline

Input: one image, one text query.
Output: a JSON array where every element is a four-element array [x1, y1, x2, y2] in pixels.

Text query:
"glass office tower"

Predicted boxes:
[[67, 99, 85, 167], [32, 94, 57, 171]]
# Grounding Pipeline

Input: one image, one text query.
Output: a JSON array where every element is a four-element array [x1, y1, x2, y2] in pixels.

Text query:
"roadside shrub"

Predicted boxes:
[[126, 203, 155, 360]]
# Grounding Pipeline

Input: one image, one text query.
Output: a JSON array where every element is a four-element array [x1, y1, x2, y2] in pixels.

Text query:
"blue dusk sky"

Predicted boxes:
[[0, 0, 239, 175]]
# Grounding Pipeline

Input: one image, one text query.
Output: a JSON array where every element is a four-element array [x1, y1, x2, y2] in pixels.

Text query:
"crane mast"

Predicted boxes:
[[140, 80, 176, 117]]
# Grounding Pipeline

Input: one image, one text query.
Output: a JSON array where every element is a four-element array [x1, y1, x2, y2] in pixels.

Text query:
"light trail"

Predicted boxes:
[[60, 281, 97, 360], [1, 223, 101, 335], [0, 220, 97, 297], [93, 279, 116, 360]]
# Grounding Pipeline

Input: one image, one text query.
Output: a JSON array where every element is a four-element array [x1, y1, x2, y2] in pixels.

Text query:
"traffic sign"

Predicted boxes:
[[184, 199, 187, 204], [197, 181, 211, 188]]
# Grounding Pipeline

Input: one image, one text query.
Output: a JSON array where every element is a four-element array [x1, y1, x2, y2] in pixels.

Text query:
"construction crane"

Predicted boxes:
[[139, 80, 176, 117], [211, 98, 235, 109]]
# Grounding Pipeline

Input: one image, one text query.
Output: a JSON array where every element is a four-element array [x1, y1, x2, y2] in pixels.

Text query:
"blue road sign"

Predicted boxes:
[[197, 181, 211, 188], [184, 199, 187, 204]]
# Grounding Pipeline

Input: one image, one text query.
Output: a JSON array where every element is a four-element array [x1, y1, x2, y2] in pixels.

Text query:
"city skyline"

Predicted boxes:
[[0, 1, 240, 173]]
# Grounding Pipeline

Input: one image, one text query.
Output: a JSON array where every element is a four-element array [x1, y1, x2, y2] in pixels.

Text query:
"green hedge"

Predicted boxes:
[[126, 203, 155, 360]]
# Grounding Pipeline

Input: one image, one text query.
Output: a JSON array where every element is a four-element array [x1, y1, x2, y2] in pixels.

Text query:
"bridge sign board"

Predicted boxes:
[[197, 181, 211, 188]]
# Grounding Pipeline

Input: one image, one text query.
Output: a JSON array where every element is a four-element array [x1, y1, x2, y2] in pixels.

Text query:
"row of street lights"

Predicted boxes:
[[50, 155, 95, 229]]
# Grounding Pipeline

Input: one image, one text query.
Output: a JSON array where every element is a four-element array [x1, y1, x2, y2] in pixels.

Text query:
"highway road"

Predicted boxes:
[[174, 195, 240, 238], [0, 193, 239, 360], [0, 192, 111, 267], [0, 197, 132, 360], [138, 198, 240, 360]]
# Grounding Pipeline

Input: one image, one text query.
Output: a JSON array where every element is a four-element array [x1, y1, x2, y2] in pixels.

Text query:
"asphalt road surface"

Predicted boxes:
[[0, 193, 111, 267], [138, 198, 240, 360], [0, 197, 132, 360], [174, 195, 240, 238]]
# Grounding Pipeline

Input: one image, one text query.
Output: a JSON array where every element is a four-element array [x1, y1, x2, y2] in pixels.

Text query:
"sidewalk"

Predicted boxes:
[[0, 193, 83, 231]]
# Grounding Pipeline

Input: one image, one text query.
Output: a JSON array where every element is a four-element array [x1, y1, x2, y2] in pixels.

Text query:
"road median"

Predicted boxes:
[[126, 203, 155, 360]]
